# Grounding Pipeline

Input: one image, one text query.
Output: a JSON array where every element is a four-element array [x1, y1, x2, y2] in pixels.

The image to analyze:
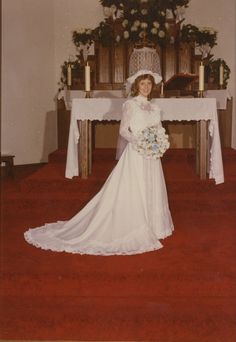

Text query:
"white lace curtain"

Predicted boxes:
[[129, 47, 161, 76]]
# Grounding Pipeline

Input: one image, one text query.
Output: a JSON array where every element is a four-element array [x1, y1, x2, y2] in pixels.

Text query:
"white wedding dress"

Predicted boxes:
[[24, 95, 174, 255]]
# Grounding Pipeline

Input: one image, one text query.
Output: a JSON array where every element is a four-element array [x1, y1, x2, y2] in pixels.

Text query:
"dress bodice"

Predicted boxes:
[[119, 95, 162, 142], [129, 95, 161, 133]]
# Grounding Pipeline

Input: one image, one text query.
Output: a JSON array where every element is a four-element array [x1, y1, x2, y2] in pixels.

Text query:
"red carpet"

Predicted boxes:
[[1, 148, 236, 341]]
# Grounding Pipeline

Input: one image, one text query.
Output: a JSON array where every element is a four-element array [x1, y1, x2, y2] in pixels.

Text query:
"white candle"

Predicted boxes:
[[85, 62, 91, 91], [67, 64, 72, 87], [219, 63, 224, 86], [160, 82, 164, 96], [199, 61, 204, 91]]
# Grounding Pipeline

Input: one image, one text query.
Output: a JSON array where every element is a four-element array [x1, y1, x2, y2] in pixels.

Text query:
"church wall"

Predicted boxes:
[[1, 0, 57, 165]]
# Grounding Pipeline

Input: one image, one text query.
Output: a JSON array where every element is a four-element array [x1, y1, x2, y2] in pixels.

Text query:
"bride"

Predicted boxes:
[[24, 69, 174, 255]]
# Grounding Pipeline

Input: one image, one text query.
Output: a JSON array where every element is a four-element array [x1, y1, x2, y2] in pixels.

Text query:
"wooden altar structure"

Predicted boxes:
[[57, 41, 232, 151], [71, 41, 197, 91]]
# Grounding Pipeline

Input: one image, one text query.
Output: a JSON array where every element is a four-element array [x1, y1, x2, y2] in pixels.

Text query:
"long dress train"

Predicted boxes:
[[24, 95, 174, 255]]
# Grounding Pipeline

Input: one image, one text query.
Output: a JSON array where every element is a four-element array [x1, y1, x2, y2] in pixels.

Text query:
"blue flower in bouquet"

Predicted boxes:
[[152, 143, 159, 151]]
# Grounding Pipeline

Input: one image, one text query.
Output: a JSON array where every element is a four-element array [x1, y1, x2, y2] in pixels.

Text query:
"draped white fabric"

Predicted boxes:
[[24, 96, 174, 255], [204, 90, 231, 110], [65, 97, 224, 184]]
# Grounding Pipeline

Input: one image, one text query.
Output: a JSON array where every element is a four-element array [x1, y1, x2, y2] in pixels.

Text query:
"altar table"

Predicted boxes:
[[65, 98, 224, 185]]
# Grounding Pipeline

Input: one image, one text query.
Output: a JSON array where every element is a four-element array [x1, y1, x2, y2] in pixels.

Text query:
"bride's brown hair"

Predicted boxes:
[[130, 74, 155, 100]]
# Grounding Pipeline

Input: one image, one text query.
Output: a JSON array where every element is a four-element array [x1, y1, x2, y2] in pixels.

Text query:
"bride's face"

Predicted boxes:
[[138, 78, 153, 98]]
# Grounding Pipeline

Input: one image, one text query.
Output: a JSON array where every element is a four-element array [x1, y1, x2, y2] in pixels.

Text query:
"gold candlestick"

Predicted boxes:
[[85, 91, 91, 98], [198, 90, 204, 98]]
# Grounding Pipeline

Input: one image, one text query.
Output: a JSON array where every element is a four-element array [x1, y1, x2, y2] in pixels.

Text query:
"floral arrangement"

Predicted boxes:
[[206, 58, 231, 88], [180, 24, 217, 58], [72, 28, 95, 62], [133, 126, 170, 159], [120, 1, 168, 46], [88, 0, 190, 47], [196, 27, 217, 48], [72, 28, 94, 48], [58, 1, 231, 90], [115, 0, 189, 46], [100, 0, 124, 19], [179, 24, 198, 43], [180, 24, 217, 48]]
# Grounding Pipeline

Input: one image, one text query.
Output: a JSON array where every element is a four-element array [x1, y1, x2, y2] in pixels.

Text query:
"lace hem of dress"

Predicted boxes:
[[24, 222, 169, 256]]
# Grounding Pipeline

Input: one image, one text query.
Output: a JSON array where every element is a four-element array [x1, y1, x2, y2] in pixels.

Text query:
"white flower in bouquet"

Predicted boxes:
[[122, 19, 128, 27], [151, 27, 158, 35], [131, 9, 137, 15], [153, 21, 160, 28], [141, 22, 148, 29], [116, 35, 121, 42], [134, 20, 141, 27], [158, 30, 165, 38], [139, 31, 146, 38], [133, 126, 170, 159], [141, 9, 148, 15], [131, 25, 138, 32], [123, 31, 130, 39]]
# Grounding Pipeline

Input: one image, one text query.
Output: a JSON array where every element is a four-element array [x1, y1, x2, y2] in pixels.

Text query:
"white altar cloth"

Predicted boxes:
[[66, 98, 224, 184], [58, 89, 123, 110], [204, 89, 231, 110]]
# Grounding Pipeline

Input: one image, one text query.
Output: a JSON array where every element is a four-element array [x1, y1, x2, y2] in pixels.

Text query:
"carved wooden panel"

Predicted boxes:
[[95, 43, 130, 89], [161, 44, 178, 82], [95, 42, 197, 88], [112, 44, 127, 86], [178, 42, 194, 74], [95, 45, 111, 86]]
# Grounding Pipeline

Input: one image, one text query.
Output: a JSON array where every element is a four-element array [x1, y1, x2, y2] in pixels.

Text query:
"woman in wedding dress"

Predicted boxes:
[[24, 70, 174, 255]]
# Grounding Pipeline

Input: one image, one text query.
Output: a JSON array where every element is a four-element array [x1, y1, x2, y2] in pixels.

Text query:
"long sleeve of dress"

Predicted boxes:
[[119, 101, 136, 143]]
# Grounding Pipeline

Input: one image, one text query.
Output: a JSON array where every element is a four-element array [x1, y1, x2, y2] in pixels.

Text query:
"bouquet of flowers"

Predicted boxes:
[[133, 125, 170, 159]]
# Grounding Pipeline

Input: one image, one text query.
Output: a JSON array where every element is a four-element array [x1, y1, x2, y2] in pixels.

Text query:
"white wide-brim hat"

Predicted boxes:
[[125, 69, 162, 93]]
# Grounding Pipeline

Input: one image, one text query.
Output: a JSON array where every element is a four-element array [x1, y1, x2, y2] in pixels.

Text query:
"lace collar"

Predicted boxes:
[[134, 95, 153, 111], [135, 95, 149, 103]]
